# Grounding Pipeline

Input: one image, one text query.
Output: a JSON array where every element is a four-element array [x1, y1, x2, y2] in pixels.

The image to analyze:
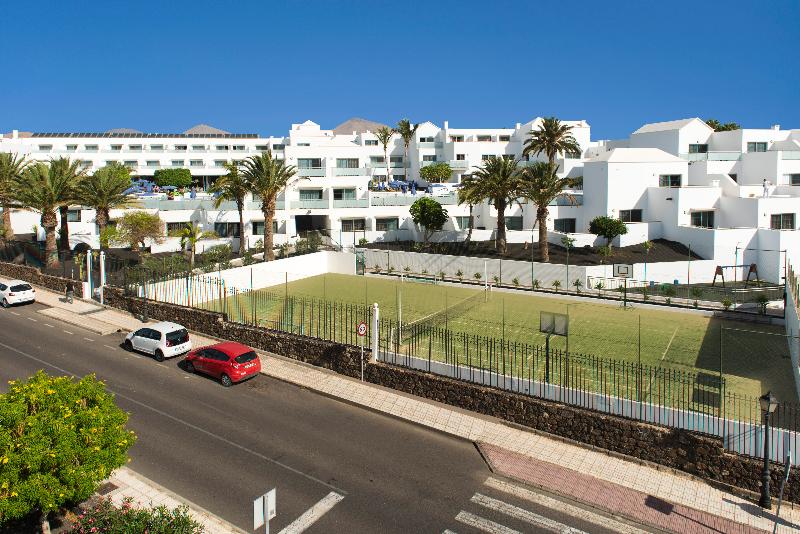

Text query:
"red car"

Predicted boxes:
[[184, 342, 261, 387]]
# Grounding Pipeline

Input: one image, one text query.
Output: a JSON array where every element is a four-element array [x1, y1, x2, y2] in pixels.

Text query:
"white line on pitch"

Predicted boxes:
[[472, 493, 588, 534], [661, 326, 679, 360], [27, 317, 37, 322], [278, 491, 344, 534], [484, 478, 648, 534], [63, 330, 74, 335], [455, 511, 520, 534]]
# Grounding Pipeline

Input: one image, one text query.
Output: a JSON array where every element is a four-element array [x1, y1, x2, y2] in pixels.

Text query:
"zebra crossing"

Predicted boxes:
[[444, 477, 652, 534]]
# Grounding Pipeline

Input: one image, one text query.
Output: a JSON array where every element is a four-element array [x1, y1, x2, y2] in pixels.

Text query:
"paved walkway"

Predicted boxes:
[[28, 287, 800, 534]]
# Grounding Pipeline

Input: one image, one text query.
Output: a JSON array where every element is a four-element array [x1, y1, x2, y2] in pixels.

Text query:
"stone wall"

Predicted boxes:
[[102, 288, 798, 503], [0, 261, 83, 297]]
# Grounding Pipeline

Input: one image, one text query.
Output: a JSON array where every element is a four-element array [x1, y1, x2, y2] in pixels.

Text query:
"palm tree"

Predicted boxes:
[[48, 157, 86, 253], [518, 162, 576, 262], [75, 162, 135, 249], [242, 151, 299, 261], [11, 162, 75, 267], [395, 119, 418, 182], [179, 223, 202, 269], [374, 126, 395, 184], [209, 162, 249, 254], [459, 157, 521, 254], [523, 117, 581, 170], [0, 152, 29, 241], [456, 179, 483, 244]]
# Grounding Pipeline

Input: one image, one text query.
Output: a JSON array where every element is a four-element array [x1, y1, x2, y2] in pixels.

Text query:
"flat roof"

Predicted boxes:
[[29, 132, 259, 139]]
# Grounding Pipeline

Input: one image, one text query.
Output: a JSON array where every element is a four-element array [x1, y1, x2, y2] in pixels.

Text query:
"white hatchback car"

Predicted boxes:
[[124, 321, 192, 362], [0, 280, 36, 308]]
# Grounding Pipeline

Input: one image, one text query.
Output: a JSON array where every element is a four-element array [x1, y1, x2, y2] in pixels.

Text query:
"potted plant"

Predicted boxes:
[[552, 280, 561, 292], [512, 277, 520, 287], [573, 279, 583, 293], [456, 269, 464, 282]]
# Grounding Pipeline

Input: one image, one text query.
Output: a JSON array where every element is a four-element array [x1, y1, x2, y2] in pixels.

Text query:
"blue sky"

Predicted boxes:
[[1, 0, 798, 139]]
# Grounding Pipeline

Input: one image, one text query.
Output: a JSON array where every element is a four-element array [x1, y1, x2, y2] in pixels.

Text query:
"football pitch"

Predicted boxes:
[[211, 273, 796, 402]]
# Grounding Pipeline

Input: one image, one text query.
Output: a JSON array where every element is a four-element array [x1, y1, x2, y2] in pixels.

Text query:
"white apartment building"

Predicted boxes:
[[1, 117, 798, 282]]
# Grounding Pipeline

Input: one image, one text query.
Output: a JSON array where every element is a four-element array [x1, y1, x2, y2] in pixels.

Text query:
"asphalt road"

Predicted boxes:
[[0, 301, 652, 533]]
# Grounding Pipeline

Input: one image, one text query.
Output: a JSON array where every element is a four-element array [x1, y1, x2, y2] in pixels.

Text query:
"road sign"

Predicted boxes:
[[540, 311, 568, 337], [254, 488, 276, 532], [254, 496, 265, 530], [613, 263, 634, 278], [357, 321, 367, 337]]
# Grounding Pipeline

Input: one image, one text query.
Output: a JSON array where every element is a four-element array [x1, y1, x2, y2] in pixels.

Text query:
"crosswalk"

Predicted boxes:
[[445, 477, 651, 534]]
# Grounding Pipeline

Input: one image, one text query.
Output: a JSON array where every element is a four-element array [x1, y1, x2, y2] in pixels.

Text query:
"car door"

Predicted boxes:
[[192, 349, 209, 373], [0, 284, 7, 300], [147, 329, 163, 354], [204, 348, 227, 379], [131, 328, 148, 351]]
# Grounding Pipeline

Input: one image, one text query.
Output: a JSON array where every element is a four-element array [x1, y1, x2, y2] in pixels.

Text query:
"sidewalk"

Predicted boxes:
[[32, 287, 800, 534]]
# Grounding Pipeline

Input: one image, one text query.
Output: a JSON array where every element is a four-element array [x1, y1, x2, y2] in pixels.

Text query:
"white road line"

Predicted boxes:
[[484, 478, 649, 534], [455, 511, 520, 534], [104, 344, 117, 350], [63, 330, 74, 335], [83, 337, 94, 342], [44, 323, 54, 328], [9, 311, 20, 315], [278, 491, 344, 534], [442, 530, 459, 534], [472, 493, 587, 534], [27, 317, 37, 322]]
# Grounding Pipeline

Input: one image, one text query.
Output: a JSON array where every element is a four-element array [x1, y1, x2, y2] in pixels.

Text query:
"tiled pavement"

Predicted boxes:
[[29, 286, 800, 533]]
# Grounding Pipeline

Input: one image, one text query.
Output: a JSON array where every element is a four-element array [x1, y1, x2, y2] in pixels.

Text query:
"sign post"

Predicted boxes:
[[254, 488, 276, 533], [613, 264, 634, 308], [539, 312, 568, 384], [772, 450, 793, 534], [357, 321, 367, 381]]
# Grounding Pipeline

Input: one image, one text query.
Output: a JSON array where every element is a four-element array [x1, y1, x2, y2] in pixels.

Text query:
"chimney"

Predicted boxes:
[[772, 124, 780, 131], [353, 131, 357, 136], [515, 123, 521, 130], [12, 129, 18, 139], [443, 120, 449, 129]]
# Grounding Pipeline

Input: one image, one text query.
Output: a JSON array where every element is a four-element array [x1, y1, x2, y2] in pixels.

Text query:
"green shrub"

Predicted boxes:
[[69, 496, 204, 533], [373, 264, 382, 273], [552, 280, 561, 291], [493, 275, 500, 285], [200, 244, 232, 267], [756, 294, 769, 315], [512, 277, 520, 287], [0, 372, 135, 523], [358, 237, 368, 246], [573, 279, 582, 292], [473, 272, 482, 281], [438, 270, 446, 280], [152, 168, 192, 188], [456, 269, 463, 281], [242, 249, 256, 266], [722, 297, 732, 311], [532, 279, 540, 289], [307, 232, 322, 253]]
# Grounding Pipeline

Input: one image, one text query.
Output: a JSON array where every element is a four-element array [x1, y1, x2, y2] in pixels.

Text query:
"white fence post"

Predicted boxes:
[[371, 302, 379, 361]]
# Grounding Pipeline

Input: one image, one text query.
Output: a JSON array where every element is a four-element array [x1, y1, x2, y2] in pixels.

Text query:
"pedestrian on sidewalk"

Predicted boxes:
[[763, 178, 770, 198], [65, 280, 74, 304]]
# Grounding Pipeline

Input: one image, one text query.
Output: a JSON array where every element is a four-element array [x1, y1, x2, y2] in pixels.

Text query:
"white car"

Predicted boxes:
[[0, 280, 36, 308], [124, 321, 192, 362]]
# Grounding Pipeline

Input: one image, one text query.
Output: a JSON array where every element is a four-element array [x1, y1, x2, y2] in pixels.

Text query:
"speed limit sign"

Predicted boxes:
[[357, 321, 367, 337]]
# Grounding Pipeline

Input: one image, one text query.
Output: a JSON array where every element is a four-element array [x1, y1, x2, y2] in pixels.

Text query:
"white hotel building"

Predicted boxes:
[[1, 117, 799, 282]]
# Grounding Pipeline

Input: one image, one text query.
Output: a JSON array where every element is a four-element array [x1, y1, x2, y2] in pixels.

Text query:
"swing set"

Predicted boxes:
[[711, 263, 759, 288]]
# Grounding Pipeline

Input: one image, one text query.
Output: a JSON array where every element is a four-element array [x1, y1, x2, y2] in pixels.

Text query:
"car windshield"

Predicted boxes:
[[10, 284, 32, 292], [166, 329, 189, 344], [234, 351, 258, 364]]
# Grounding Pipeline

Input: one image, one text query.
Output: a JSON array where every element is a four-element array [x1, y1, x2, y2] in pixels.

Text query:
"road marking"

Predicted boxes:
[[442, 530, 459, 534], [484, 478, 648, 534], [0, 340, 348, 496], [27, 317, 37, 322], [10, 311, 20, 316], [44, 323, 54, 328], [104, 344, 117, 350], [455, 511, 519, 534], [472, 493, 588, 534], [83, 337, 95, 342], [278, 491, 344, 534], [63, 330, 74, 335]]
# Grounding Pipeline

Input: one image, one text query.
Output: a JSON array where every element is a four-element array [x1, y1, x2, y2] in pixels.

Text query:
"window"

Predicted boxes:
[[770, 213, 795, 230], [255, 145, 269, 151], [502, 154, 514, 160], [124, 160, 138, 168], [85, 144, 98, 151], [129, 145, 142, 151], [691, 211, 715, 228], [499, 135, 511, 142], [619, 209, 643, 223], [66, 144, 77, 151], [450, 135, 464, 142], [419, 136, 434, 143], [171, 160, 185, 167], [80, 161, 92, 170], [336, 158, 359, 168], [370, 156, 385, 164], [110, 145, 122, 151], [364, 140, 378, 146], [505, 216, 523, 231], [422, 155, 437, 162], [10, 283, 31, 292], [554, 218, 576, 233], [299, 189, 323, 200], [233, 145, 246, 151], [234, 351, 258, 364], [214, 222, 240, 238], [333, 188, 356, 200], [191, 145, 206, 151], [166, 329, 189, 345], [272, 143, 286, 150], [688, 144, 708, 154], [214, 160, 227, 167], [565, 150, 581, 159], [747, 142, 767, 153], [455, 216, 472, 230], [297, 142, 310, 147], [659, 175, 682, 188], [146, 160, 159, 167], [215, 145, 229, 151], [297, 158, 322, 169], [38, 145, 52, 151], [175, 145, 187, 151], [476, 135, 492, 142], [789, 174, 800, 186], [105, 160, 120, 166], [456, 154, 466, 160], [376, 217, 399, 231], [167, 222, 188, 233], [252, 221, 279, 235], [390, 156, 403, 164], [190, 160, 203, 167], [341, 218, 366, 232], [481, 154, 493, 161], [149, 144, 164, 151], [66, 209, 81, 222]]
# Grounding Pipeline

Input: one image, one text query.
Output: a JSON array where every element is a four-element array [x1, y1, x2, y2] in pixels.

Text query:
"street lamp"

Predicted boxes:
[[758, 390, 779, 509]]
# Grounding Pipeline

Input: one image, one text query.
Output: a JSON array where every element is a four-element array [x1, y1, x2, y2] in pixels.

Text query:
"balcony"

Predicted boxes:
[[245, 200, 285, 210], [679, 151, 742, 161], [417, 141, 443, 149], [369, 194, 417, 206], [449, 160, 470, 169], [782, 151, 800, 160], [332, 198, 369, 208], [290, 199, 329, 209], [333, 167, 368, 176], [298, 167, 326, 177], [549, 195, 583, 206]]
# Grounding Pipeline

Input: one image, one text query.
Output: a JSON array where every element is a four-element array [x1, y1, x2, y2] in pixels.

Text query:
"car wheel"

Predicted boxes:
[[1, 299, 8, 308], [220, 374, 233, 387], [123, 339, 133, 352], [185, 361, 195, 374], [154, 349, 165, 362]]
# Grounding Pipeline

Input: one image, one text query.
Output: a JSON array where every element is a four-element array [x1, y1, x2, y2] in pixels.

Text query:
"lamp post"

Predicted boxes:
[[759, 390, 779, 509]]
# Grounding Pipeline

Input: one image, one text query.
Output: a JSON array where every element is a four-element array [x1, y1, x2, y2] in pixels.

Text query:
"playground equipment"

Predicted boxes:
[[712, 263, 759, 288]]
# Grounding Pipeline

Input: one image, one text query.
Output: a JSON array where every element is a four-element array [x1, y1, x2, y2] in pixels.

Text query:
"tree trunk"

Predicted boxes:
[[404, 144, 409, 182], [42, 210, 58, 267], [384, 146, 389, 183], [495, 201, 507, 254], [263, 201, 276, 261], [2, 203, 13, 240], [190, 245, 195, 270], [58, 205, 70, 253], [96, 209, 108, 249], [537, 206, 549, 262], [237, 201, 246, 254], [465, 204, 474, 243]]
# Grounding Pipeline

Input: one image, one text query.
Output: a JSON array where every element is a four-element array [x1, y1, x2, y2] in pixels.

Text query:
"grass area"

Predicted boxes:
[[207, 273, 797, 404]]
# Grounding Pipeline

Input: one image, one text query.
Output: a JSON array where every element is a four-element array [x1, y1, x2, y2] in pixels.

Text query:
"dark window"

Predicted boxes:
[[499, 135, 511, 142], [166, 329, 189, 345], [564, 150, 581, 159], [456, 154, 466, 160], [455, 216, 472, 230], [747, 142, 767, 153], [234, 351, 258, 364], [554, 218, 576, 233], [167, 222, 188, 233], [770, 213, 795, 230], [729, 173, 738, 182], [336, 158, 359, 168], [688, 144, 708, 154], [376, 218, 399, 231], [341, 219, 366, 232], [272, 144, 286, 150], [67, 209, 81, 222], [299, 189, 323, 200], [0, 284, 6, 291], [619, 209, 643, 223], [214, 222, 240, 238], [422, 155, 437, 162], [659, 175, 681, 188], [505, 216, 523, 231], [252, 221, 278, 235], [364, 140, 378, 146], [690, 211, 715, 228], [333, 189, 356, 200], [790, 174, 800, 186], [148, 329, 162, 341], [297, 158, 322, 169], [10, 283, 32, 292], [134, 328, 147, 338]]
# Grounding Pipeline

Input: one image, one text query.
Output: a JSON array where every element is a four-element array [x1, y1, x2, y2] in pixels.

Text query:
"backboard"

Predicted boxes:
[[540, 311, 568, 337]]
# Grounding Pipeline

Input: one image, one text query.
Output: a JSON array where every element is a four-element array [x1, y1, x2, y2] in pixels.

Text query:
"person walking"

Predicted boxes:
[[763, 179, 770, 198], [65, 280, 75, 304]]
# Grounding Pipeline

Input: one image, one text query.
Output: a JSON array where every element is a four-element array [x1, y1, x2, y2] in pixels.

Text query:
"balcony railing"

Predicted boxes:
[[449, 160, 470, 169], [679, 151, 742, 161], [332, 198, 369, 208], [782, 151, 800, 160], [290, 199, 328, 209], [245, 200, 285, 210], [333, 167, 368, 176], [417, 141, 443, 149], [369, 194, 417, 206], [298, 167, 326, 177]]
